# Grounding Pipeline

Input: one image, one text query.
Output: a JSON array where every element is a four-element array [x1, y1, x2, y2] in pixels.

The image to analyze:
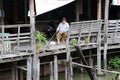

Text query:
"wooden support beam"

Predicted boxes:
[[27, 57, 32, 80], [72, 62, 120, 74], [54, 55, 58, 80], [33, 56, 40, 80], [0, 0, 4, 25], [76, 0, 79, 21], [65, 64, 67, 80], [66, 39, 72, 80], [97, 20, 102, 75], [29, 0, 36, 54], [12, 63, 15, 80], [75, 46, 97, 80], [104, 0, 110, 75], [16, 67, 18, 80], [88, 50, 93, 67], [36, 57, 40, 80], [24, 0, 28, 23], [50, 62, 54, 80], [76, 0, 82, 21], [70, 57, 73, 80], [20, 70, 24, 80], [12, 62, 18, 80], [17, 66, 27, 71], [97, 0, 102, 19], [29, 0, 38, 79]]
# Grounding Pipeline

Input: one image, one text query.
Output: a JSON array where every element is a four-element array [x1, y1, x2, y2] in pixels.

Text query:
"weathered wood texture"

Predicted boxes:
[[27, 57, 32, 80], [0, 24, 32, 55], [75, 46, 96, 80], [54, 55, 58, 80]]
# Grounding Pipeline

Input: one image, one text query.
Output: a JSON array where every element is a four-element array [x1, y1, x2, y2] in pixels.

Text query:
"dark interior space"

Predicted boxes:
[[1, 0, 120, 25]]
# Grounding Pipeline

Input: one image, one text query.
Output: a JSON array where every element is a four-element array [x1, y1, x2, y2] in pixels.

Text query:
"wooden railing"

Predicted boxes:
[[0, 24, 33, 56], [107, 20, 120, 44], [68, 20, 120, 48], [68, 20, 102, 48]]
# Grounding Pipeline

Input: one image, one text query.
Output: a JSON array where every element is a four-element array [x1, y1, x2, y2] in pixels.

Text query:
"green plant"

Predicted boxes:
[[85, 38, 90, 43], [70, 39, 78, 45], [108, 57, 120, 69], [35, 30, 48, 45]]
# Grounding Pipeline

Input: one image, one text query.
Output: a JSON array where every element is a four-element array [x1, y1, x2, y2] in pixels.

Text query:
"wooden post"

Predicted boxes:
[[76, 0, 79, 21], [12, 63, 15, 80], [97, 20, 102, 75], [50, 62, 54, 80], [88, 50, 93, 67], [29, 0, 39, 80], [33, 56, 40, 80], [16, 67, 18, 80], [97, 0, 102, 20], [66, 36, 72, 80], [54, 55, 58, 80], [12, 62, 18, 80], [36, 57, 40, 80], [24, 0, 28, 23], [66, 29, 72, 80], [104, 0, 110, 75], [0, 0, 4, 25], [76, 0, 82, 21], [29, 0, 36, 54], [87, 0, 91, 19], [65, 64, 67, 80], [27, 57, 32, 80], [80, 60, 84, 72], [20, 70, 24, 80], [70, 57, 73, 80], [0, 0, 4, 55]]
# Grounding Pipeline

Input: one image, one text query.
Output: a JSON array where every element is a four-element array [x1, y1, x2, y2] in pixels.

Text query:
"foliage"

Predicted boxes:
[[85, 38, 90, 43], [108, 57, 120, 69], [35, 30, 48, 45], [70, 39, 78, 45]]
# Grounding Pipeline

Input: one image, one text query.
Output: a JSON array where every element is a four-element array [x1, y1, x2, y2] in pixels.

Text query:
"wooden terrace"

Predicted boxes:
[[1, 19, 120, 80]]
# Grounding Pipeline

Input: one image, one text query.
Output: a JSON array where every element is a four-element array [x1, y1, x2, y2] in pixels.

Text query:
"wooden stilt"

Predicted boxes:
[[80, 60, 84, 72], [0, 0, 4, 25], [12, 63, 16, 80], [65, 64, 67, 80], [12, 62, 18, 80], [66, 29, 72, 80], [15, 67, 18, 80], [24, 0, 28, 23], [76, 0, 79, 21], [36, 57, 40, 80], [66, 53, 72, 80], [97, 0, 102, 20], [33, 56, 40, 80], [54, 55, 58, 80], [97, 20, 102, 75], [50, 62, 54, 80], [104, 0, 110, 75], [29, 4, 36, 78], [27, 57, 32, 80], [89, 50, 93, 67], [70, 57, 73, 80], [20, 70, 24, 80]]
